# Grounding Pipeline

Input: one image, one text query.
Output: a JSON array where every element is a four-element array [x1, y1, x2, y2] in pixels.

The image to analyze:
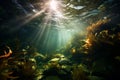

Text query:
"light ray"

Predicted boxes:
[[26, 0, 86, 53]]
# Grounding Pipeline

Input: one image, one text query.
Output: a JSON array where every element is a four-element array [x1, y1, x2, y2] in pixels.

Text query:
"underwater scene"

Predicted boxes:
[[0, 0, 120, 80]]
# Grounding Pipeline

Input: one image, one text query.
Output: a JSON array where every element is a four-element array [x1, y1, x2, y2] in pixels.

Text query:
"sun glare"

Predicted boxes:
[[49, 0, 58, 11]]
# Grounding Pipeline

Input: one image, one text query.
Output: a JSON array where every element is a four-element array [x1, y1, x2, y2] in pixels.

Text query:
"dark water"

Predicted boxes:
[[0, 0, 120, 80]]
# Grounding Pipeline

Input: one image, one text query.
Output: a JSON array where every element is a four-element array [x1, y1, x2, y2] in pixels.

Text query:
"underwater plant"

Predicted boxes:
[[72, 64, 89, 80], [0, 43, 43, 80], [0, 45, 12, 59], [0, 45, 19, 80], [83, 19, 120, 79]]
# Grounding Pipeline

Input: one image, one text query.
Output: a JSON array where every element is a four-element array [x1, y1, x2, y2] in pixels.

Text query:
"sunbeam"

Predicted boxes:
[[12, 0, 86, 53], [27, 0, 87, 53]]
